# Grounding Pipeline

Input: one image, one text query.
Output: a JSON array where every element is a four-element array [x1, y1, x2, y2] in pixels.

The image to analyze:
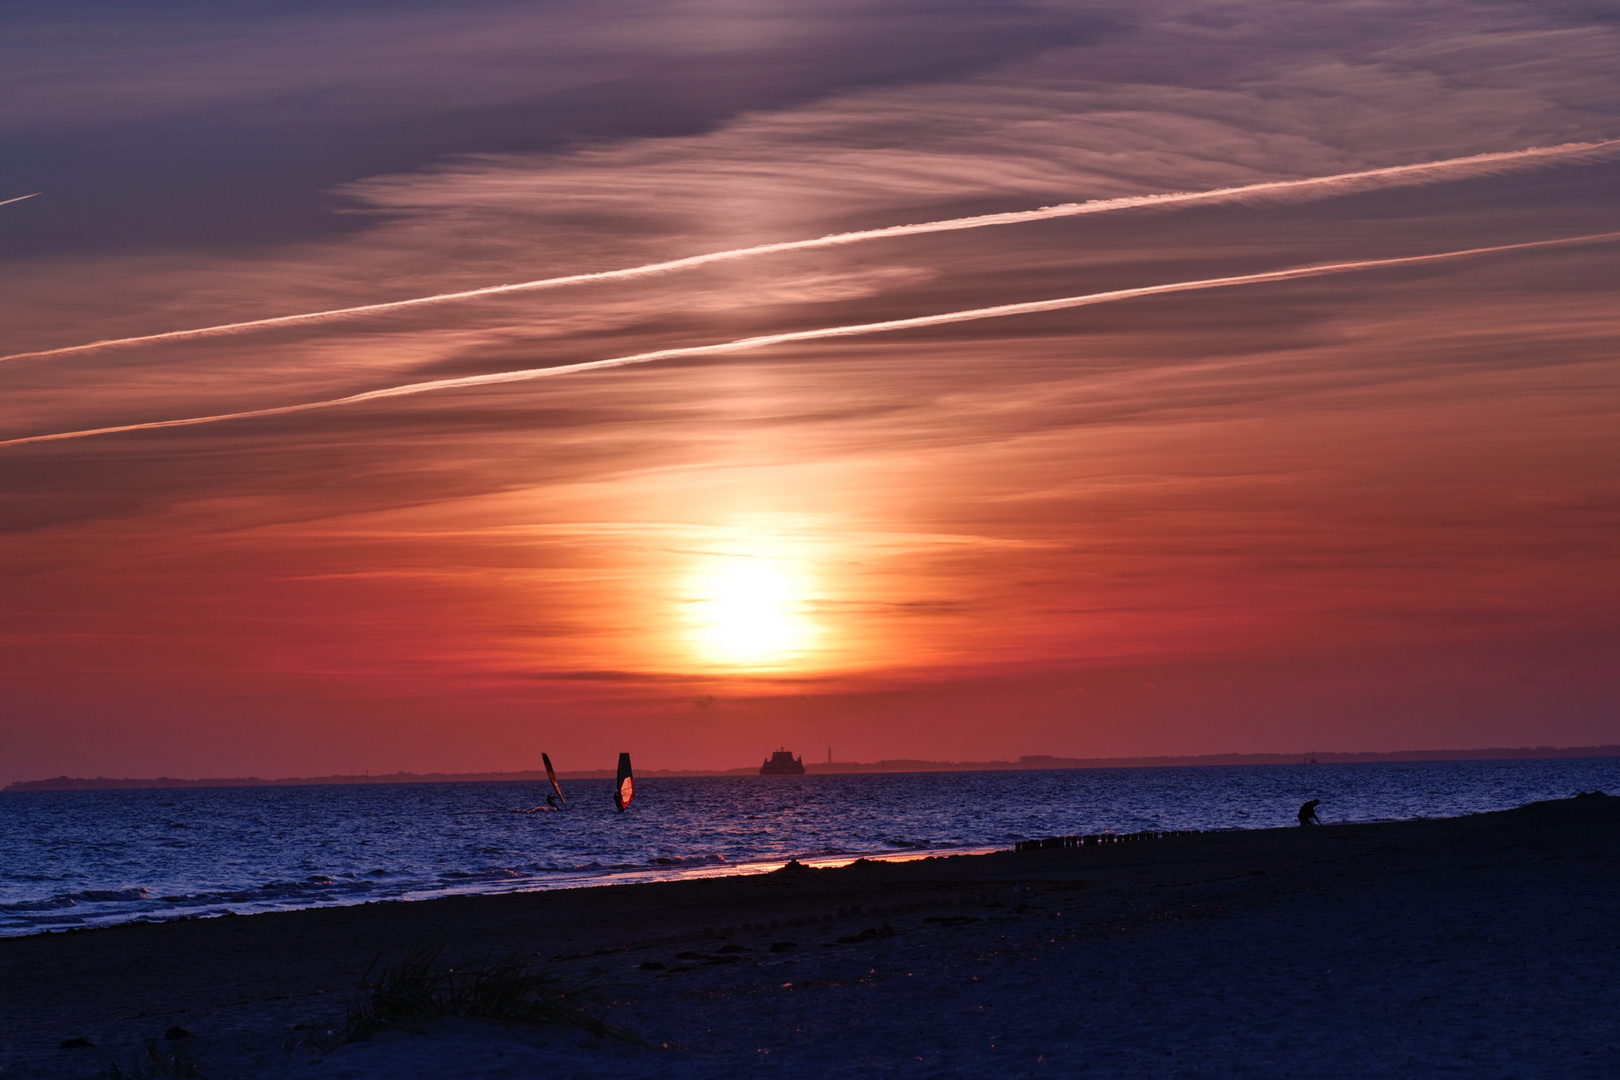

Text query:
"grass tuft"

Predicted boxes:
[[94, 1037, 205, 1079], [335, 945, 645, 1046]]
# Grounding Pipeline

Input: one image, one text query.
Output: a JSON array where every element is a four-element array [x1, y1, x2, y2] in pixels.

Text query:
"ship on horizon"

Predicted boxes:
[[759, 749, 806, 775]]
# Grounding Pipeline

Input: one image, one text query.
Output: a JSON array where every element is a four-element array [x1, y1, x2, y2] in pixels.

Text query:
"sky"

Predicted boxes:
[[2, 0, 1618, 783]]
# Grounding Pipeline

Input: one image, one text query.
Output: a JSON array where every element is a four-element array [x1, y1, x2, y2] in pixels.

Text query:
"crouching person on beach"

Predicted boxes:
[[1298, 799, 1322, 826]]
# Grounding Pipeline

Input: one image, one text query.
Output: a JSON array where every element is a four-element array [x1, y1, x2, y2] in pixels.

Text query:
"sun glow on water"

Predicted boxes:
[[684, 553, 818, 668]]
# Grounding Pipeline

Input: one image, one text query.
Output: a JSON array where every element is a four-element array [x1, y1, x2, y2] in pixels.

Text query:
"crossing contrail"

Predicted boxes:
[[5, 229, 1615, 450], [0, 193, 39, 209], [3, 139, 1617, 366]]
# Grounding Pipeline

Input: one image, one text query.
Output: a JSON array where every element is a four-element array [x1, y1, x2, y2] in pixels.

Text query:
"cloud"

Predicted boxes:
[[10, 0, 1620, 351], [8, 138, 1615, 367], [8, 229, 1616, 448], [0, 1, 1099, 129]]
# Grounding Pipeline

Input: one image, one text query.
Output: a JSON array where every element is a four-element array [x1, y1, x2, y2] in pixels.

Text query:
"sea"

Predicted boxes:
[[2, 757, 1616, 937]]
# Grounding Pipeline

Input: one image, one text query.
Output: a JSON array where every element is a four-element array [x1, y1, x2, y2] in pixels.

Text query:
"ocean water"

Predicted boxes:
[[1, 757, 1615, 937]]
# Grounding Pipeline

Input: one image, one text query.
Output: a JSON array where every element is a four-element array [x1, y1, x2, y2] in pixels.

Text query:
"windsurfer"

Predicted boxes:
[[614, 752, 634, 811]]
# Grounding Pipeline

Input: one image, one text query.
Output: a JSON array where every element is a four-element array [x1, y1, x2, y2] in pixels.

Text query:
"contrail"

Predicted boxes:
[[0, 192, 39, 209], [4, 139, 1617, 366], [5, 229, 1616, 450]]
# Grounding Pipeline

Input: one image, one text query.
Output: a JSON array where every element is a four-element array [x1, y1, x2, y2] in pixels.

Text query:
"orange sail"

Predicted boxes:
[[614, 752, 634, 812]]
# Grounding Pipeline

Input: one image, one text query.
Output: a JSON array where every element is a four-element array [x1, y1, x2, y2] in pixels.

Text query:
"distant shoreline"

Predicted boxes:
[[5, 744, 1617, 791]]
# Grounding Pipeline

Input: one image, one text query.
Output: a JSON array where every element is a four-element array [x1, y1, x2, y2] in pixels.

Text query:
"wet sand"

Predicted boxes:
[[3, 793, 1617, 1078]]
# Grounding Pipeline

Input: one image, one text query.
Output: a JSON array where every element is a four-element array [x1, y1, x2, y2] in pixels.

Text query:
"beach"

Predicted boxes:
[[3, 793, 1616, 1078]]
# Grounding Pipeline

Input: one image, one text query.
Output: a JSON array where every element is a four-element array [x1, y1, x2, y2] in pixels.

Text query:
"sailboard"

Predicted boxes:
[[542, 752, 566, 808], [613, 752, 634, 812], [450, 753, 567, 814]]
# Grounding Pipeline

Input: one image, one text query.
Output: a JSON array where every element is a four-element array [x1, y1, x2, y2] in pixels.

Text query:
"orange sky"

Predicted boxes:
[[2, 0, 1618, 783]]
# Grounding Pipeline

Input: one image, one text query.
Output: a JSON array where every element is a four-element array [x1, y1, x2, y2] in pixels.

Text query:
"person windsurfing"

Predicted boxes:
[[614, 752, 634, 812], [542, 752, 567, 809]]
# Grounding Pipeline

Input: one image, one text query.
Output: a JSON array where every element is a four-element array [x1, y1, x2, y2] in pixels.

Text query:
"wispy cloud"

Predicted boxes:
[[4, 139, 1615, 366], [0, 192, 38, 209], [7, 229, 1615, 448]]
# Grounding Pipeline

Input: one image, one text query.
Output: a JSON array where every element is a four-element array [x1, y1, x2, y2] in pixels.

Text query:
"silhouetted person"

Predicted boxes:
[[1298, 799, 1321, 826], [546, 792, 561, 810]]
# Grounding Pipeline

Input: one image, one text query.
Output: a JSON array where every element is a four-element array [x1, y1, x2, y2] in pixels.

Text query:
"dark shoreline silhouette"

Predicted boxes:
[[6, 745, 1618, 791]]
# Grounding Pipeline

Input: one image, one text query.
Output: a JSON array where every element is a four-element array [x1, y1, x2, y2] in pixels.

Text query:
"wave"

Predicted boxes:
[[648, 854, 728, 866], [437, 868, 522, 882], [75, 887, 150, 901], [1, 896, 80, 911]]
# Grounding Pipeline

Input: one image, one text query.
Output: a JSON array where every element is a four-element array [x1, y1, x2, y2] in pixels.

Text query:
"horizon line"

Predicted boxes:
[[7, 743, 1618, 790]]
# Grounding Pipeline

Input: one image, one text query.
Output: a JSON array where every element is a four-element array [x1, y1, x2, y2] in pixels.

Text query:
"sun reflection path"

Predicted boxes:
[[683, 553, 819, 669]]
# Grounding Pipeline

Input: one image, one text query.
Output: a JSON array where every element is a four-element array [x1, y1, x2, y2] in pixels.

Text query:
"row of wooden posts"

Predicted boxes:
[[1012, 829, 1203, 852]]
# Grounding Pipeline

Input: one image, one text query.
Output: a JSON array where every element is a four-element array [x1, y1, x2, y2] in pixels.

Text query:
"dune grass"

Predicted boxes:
[[334, 945, 645, 1046], [94, 1036, 205, 1079]]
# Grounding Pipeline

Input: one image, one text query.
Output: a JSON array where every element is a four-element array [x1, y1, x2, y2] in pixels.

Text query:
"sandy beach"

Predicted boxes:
[[3, 793, 1616, 1079]]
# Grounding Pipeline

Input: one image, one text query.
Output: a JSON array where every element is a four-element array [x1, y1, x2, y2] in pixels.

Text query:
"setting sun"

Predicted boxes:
[[683, 554, 818, 668]]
